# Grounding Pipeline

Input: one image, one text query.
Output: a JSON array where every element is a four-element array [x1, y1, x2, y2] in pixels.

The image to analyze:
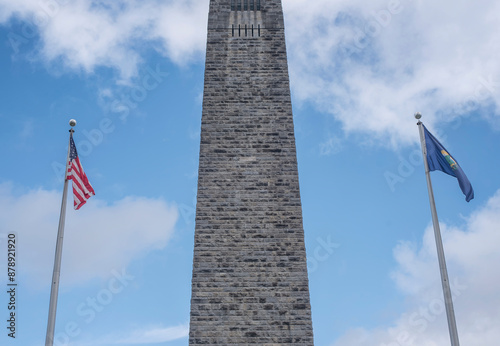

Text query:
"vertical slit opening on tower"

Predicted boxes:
[[245, 24, 248, 37], [239, 24, 241, 37], [258, 24, 261, 36], [232, 24, 235, 37], [252, 24, 254, 37]]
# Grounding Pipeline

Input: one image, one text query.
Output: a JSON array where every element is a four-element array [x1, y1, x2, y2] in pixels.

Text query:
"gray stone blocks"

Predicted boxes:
[[189, 1, 314, 344]]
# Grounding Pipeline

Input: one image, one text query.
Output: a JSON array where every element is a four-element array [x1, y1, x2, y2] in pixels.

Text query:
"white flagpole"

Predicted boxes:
[[415, 113, 460, 346], [45, 120, 76, 346]]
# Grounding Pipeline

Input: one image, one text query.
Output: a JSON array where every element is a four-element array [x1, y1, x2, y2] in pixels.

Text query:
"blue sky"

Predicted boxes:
[[0, 0, 499, 345]]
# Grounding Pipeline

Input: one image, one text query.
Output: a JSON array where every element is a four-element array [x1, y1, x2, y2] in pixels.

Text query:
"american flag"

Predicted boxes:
[[67, 135, 95, 210]]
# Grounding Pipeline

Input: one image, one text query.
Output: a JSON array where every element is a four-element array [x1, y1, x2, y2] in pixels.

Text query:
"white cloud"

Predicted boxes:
[[1, 0, 209, 80], [284, 0, 500, 147], [0, 182, 178, 286], [331, 189, 500, 346]]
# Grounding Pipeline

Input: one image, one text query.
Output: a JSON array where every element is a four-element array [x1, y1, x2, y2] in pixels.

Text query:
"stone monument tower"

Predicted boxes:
[[189, 0, 314, 344]]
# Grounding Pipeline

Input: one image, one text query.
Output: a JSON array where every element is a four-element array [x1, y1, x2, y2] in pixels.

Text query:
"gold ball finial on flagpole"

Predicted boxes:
[[69, 119, 77, 127]]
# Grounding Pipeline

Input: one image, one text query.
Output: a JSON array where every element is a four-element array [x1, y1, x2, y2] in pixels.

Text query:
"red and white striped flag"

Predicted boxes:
[[67, 135, 95, 210]]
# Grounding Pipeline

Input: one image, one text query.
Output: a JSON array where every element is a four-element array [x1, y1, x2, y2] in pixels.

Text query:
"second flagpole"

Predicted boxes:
[[45, 119, 76, 346], [416, 113, 460, 346]]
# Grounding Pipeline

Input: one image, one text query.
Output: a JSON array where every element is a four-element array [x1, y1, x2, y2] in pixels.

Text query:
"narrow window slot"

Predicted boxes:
[[244, 0, 248, 11], [245, 24, 248, 37], [252, 24, 254, 37], [257, 0, 261, 11], [250, 0, 254, 11], [239, 24, 241, 37], [232, 24, 235, 37], [237, 0, 241, 11], [231, 0, 235, 11], [258, 24, 261, 36]]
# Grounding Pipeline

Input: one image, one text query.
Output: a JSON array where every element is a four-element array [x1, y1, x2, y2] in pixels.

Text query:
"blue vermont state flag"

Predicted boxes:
[[423, 125, 474, 202]]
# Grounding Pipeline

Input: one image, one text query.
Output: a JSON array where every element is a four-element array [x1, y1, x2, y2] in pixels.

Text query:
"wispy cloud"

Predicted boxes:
[[114, 324, 189, 344], [70, 324, 189, 346], [20, 118, 35, 138], [0, 182, 178, 287], [332, 189, 500, 345], [319, 136, 343, 156]]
